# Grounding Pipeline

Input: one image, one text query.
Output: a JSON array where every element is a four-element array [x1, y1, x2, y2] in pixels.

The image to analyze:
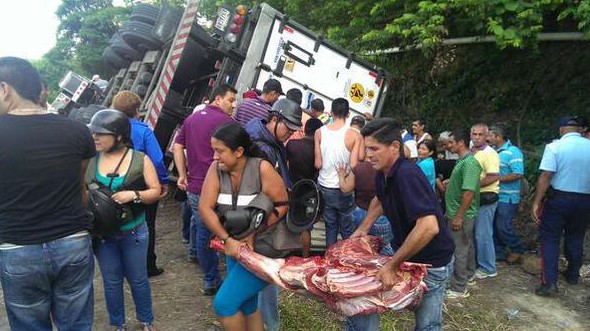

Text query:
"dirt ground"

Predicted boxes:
[[1, 195, 590, 330]]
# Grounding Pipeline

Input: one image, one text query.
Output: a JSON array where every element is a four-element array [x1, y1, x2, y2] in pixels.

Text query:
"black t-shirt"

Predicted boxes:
[[0, 114, 96, 244], [435, 159, 456, 180], [286, 137, 317, 184], [375, 158, 455, 267]]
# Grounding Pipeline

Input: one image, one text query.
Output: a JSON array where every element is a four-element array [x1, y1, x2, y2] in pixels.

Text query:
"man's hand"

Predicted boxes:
[[158, 184, 169, 199], [350, 228, 369, 239], [177, 176, 188, 191], [451, 215, 463, 231], [376, 260, 402, 291], [531, 202, 541, 226]]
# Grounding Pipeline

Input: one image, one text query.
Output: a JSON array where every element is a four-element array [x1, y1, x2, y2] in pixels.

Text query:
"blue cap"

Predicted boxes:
[[558, 115, 583, 127]]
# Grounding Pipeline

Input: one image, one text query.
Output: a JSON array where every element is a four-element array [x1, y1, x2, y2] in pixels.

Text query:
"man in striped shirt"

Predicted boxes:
[[488, 125, 525, 264], [235, 79, 283, 126]]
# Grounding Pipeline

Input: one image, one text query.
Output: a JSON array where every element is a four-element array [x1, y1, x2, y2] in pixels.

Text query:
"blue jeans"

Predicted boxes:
[[352, 206, 394, 256], [0, 233, 94, 331], [494, 202, 524, 258], [96, 222, 154, 327], [181, 200, 192, 243], [258, 284, 279, 331], [343, 258, 454, 331], [539, 192, 590, 284], [187, 192, 220, 287], [320, 186, 355, 247], [415, 258, 454, 330], [475, 201, 498, 273]]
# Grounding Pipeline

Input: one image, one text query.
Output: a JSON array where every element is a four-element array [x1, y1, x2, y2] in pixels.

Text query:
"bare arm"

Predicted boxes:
[[532, 171, 554, 225], [337, 164, 355, 193], [500, 173, 523, 182], [199, 162, 229, 240], [377, 215, 440, 289], [451, 190, 474, 231], [111, 156, 161, 205], [347, 130, 360, 168], [260, 160, 289, 226], [314, 129, 322, 169], [480, 173, 500, 187], [173, 143, 188, 191]]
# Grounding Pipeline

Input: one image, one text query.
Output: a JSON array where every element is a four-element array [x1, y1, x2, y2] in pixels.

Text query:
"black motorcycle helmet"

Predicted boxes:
[[271, 98, 302, 130], [88, 109, 131, 149]]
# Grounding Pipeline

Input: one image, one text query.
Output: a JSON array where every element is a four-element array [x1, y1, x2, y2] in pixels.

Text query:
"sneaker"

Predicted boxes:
[[467, 277, 477, 286], [140, 322, 156, 331], [474, 269, 497, 279], [535, 283, 558, 297], [445, 289, 470, 299], [182, 238, 189, 244]]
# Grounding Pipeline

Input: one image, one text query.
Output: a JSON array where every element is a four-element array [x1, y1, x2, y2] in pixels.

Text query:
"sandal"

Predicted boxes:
[[140, 322, 156, 331]]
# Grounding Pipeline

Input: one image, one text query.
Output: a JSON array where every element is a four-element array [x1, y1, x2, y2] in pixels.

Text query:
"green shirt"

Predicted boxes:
[[445, 153, 482, 219]]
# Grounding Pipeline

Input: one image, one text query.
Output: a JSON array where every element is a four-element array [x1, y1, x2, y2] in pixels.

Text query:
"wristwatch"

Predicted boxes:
[[133, 190, 142, 204]]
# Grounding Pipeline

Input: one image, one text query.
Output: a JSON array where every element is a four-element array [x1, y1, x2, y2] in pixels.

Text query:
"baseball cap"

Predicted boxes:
[[310, 98, 324, 112], [558, 115, 583, 127], [263, 79, 284, 95]]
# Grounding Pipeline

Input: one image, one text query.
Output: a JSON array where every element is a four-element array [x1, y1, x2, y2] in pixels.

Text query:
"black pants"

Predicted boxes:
[[145, 202, 159, 270]]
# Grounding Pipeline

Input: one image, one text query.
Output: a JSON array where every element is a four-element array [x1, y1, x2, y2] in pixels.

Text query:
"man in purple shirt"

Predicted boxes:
[[235, 79, 283, 126], [173, 84, 237, 295]]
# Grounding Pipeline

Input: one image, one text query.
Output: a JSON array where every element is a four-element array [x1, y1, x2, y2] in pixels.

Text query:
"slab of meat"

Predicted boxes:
[[211, 236, 428, 316]]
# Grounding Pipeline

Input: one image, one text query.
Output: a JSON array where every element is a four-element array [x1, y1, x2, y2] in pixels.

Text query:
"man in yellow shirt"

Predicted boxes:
[[470, 123, 500, 280]]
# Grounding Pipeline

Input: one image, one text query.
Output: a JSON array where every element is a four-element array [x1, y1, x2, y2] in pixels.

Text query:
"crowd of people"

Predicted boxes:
[[1, 55, 590, 331]]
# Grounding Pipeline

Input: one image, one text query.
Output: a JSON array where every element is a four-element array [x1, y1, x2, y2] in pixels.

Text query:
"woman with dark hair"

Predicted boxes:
[[86, 109, 161, 331], [199, 122, 288, 331], [417, 139, 437, 190]]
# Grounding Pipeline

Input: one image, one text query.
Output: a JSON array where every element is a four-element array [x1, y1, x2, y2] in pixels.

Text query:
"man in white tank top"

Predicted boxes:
[[314, 98, 363, 247]]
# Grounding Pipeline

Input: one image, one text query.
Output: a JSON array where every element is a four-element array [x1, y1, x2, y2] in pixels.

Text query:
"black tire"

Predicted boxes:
[[131, 4, 160, 25], [137, 71, 153, 85], [102, 47, 131, 69], [121, 21, 162, 51], [132, 84, 148, 97], [111, 34, 145, 61], [68, 104, 105, 125]]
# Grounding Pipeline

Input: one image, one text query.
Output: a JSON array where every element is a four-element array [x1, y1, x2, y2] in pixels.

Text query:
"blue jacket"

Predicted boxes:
[[244, 118, 291, 188], [130, 119, 168, 184]]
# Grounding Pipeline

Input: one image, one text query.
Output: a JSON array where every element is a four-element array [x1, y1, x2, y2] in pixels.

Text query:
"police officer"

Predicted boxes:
[[531, 115, 590, 296]]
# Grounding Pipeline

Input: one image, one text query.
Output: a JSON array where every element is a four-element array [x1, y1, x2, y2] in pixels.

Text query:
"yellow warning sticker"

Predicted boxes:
[[349, 83, 365, 103], [367, 89, 375, 100], [285, 58, 295, 72]]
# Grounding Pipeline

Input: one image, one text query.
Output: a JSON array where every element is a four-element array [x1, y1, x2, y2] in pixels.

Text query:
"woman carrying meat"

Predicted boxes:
[[199, 122, 289, 331]]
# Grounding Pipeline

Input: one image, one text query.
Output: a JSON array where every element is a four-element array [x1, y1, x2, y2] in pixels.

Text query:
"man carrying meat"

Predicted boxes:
[[352, 118, 455, 331]]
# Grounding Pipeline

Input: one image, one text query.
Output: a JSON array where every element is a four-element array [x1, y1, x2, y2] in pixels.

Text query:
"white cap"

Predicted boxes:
[[92, 74, 100, 81]]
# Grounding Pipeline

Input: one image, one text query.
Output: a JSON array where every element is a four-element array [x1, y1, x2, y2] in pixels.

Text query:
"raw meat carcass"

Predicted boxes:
[[211, 236, 428, 316]]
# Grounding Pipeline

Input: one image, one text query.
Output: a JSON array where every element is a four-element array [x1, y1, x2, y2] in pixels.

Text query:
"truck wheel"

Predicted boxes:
[[68, 105, 105, 125], [102, 47, 131, 69], [130, 4, 160, 25], [111, 36, 145, 61], [121, 21, 163, 51], [137, 71, 153, 84], [133, 84, 148, 97]]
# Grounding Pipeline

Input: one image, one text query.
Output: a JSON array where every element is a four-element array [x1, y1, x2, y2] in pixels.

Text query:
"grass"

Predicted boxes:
[[278, 291, 514, 331]]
